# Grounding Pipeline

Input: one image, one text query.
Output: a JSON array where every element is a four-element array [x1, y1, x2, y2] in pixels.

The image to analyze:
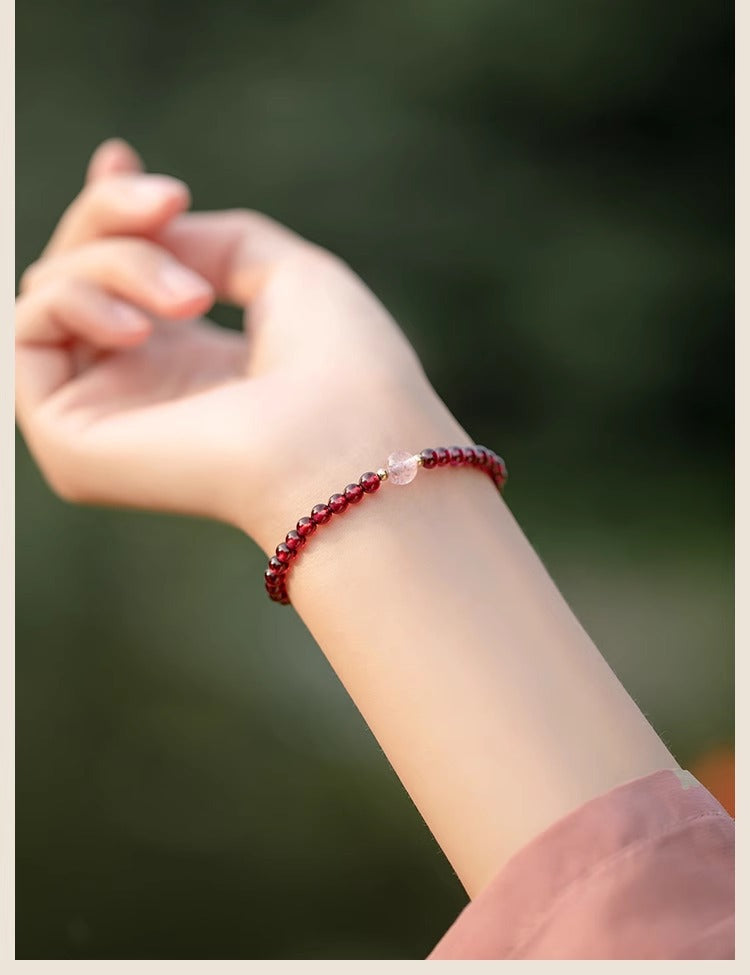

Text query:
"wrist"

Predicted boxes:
[[238, 374, 469, 554]]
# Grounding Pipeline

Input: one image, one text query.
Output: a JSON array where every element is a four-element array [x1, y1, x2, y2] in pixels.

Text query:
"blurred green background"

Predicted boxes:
[[16, 0, 732, 960]]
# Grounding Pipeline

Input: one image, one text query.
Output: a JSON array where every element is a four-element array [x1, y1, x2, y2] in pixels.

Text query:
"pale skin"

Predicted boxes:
[[16, 139, 679, 898]]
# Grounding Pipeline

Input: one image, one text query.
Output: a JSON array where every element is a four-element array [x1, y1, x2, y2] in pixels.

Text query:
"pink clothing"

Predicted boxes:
[[429, 768, 734, 960]]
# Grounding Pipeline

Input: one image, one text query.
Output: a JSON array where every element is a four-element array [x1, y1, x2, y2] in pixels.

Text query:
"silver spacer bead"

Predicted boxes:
[[376, 467, 388, 481]]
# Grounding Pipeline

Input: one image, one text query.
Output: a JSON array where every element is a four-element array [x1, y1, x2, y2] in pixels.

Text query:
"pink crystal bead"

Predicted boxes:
[[265, 444, 507, 606], [386, 450, 420, 485]]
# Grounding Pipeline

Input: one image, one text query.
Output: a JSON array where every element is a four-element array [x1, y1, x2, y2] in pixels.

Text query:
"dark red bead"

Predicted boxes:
[[296, 516, 317, 537], [492, 457, 507, 484], [311, 503, 332, 525], [420, 448, 438, 469], [268, 556, 287, 574], [359, 471, 381, 494], [463, 446, 476, 465], [276, 542, 294, 563], [285, 529, 305, 552], [329, 492, 349, 514], [449, 446, 464, 466], [265, 567, 283, 584], [279, 595, 291, 605], [436, 447, 450, 466], [474, 446, 488, 466], [344, 482, 364, 504]]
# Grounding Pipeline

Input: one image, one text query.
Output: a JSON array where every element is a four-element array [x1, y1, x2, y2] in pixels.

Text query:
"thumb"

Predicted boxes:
[[86, 138, 144, 184]]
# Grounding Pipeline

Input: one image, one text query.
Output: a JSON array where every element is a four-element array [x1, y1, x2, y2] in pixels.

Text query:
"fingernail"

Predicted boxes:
[[158, 263, 213, 301], [109, 301, 147, 332], [126, 175, 188, 206]]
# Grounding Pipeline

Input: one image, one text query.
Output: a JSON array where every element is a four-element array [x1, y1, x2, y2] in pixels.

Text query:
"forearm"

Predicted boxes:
[[17, 141, 681, 907], [250, 385, 678, 897]]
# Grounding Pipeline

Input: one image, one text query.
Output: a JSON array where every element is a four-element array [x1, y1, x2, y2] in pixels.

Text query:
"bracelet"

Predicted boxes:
[[264, 446, 507, 606]]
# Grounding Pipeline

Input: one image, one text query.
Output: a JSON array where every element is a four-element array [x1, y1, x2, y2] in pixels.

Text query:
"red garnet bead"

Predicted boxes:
[[488, 453, 507, 484], [311, 503, 332, 525], [296, 516, 317, 538], [344, 482, 364, 504], [275, 542, 294, 564], [329, 492, 349, 514], [285, 530, 305, 552], [265, 445, 508, 606], [420, 448, 438, 469], [359, 471, 381, 493]]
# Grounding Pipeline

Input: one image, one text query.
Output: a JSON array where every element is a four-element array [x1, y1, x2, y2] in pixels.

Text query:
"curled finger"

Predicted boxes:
[[43, 172, 191, 257], [15, 277, 152, 347], [21, 237, 215, 320]]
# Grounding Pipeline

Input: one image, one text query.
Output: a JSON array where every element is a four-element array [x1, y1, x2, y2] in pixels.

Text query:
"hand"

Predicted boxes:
[[16, 139, 459, 550]]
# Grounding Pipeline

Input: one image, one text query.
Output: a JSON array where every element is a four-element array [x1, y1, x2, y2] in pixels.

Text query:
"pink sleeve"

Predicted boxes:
[[428, 768, 734, 960]]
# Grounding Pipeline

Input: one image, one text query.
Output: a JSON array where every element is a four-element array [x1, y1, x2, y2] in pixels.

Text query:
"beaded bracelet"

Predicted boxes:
[[264, 446, 507, 606]]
